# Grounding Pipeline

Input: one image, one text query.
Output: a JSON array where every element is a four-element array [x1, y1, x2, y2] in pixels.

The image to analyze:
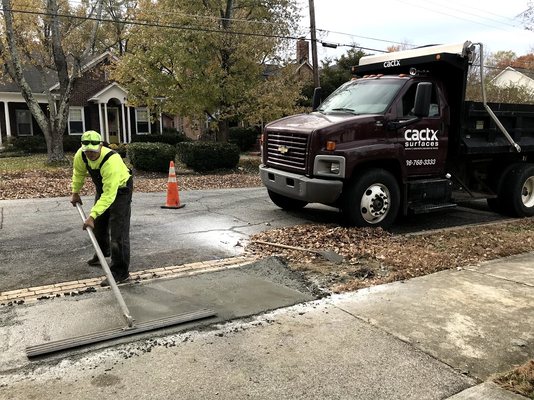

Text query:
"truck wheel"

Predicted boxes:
[[267, 190, 308, 210], [501, 164, 534, 217], [342, 169, 400, 228]]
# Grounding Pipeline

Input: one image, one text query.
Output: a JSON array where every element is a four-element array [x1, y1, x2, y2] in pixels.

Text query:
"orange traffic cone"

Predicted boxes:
[[161, 161, 185, 209]]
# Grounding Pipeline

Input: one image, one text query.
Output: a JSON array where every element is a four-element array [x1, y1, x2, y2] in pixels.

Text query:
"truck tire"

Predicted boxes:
[[501, 164, 534, 217], [342, 169, 400, 228], [486, 198, 504, 214], [267, 190, 308, 210]]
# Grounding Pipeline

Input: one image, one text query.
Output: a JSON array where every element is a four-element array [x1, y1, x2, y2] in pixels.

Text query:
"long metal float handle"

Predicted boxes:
[[76, 203, 135, 328]]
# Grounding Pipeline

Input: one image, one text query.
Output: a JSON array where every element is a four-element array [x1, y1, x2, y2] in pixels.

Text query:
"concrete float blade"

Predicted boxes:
[[25, 308, 216, 358]]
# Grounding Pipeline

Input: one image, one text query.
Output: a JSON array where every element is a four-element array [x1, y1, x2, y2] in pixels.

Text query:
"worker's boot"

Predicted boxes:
[[86, 253, 109, 267]]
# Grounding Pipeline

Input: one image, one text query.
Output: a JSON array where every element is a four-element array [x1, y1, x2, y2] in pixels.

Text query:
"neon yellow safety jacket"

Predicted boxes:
[[71, 147, 131, 219]]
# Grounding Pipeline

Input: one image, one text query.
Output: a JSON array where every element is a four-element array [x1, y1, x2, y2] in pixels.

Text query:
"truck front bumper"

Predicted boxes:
[[260, 165, 343, 204]]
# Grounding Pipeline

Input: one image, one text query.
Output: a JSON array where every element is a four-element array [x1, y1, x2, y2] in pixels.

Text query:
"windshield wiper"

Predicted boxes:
[[330, 107, 357, 114]]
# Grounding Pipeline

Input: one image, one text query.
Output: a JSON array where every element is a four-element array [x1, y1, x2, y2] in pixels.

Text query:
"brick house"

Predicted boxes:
[[0, 52, 179, 148]]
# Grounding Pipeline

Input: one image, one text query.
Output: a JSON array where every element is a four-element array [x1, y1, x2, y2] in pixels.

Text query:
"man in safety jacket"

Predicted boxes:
[[70, 130, 133, 286]]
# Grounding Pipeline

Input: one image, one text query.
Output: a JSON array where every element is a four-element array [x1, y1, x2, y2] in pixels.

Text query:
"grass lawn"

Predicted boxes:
[[0, 153, 72, 173]]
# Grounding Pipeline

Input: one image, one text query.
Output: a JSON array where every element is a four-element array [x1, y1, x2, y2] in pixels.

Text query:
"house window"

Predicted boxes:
[[68, 107, 85, 135], [16, 110, 33, 136], [135, 108, 150, 134]]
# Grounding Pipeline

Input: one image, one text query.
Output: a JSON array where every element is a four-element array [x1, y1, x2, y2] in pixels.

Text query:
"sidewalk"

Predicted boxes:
[[1, 253, 533, 399]]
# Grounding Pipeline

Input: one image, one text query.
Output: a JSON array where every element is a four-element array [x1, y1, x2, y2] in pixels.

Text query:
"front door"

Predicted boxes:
[[107, 107, 120, 144]]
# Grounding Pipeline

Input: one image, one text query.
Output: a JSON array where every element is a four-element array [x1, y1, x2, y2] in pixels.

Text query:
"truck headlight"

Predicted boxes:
[[330, 162, 340, 174], [313, 155, 345, 178]]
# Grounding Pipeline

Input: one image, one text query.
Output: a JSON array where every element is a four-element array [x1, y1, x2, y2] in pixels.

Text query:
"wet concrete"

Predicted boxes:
[[0, 258, 315, 373]]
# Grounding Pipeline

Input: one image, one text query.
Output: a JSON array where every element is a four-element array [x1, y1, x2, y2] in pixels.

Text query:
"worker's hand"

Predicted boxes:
[[83, 216, 95, 231], [71, 193, 82, 206]]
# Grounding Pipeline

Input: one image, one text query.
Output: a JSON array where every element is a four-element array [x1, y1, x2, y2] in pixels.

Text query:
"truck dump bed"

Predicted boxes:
[[460, 101, 534, 154]]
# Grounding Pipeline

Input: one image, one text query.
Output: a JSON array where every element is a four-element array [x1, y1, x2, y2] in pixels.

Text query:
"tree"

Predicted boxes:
[[465, 48, 534, 104], [520, 0, 534, 31], [112, 0, 301, 142], [97, 0, 137, 55], [0, 0, 104, 162], [300, 47, 366, 106]]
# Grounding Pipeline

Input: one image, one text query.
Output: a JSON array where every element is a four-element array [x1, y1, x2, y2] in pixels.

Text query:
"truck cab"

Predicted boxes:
[[260, 42, 534, 227]]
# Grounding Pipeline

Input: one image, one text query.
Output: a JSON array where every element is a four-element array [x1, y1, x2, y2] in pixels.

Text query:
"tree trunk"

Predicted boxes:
[[217, 119, 229, 142]]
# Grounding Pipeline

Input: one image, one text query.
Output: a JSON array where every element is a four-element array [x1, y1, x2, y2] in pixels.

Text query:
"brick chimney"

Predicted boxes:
[[297, 38, 309, 64]]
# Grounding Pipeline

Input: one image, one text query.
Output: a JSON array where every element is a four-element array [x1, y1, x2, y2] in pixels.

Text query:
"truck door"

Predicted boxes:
[[396, 82, 447, 176]]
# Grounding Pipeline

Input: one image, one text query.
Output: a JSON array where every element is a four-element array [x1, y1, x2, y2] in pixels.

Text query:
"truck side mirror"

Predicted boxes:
[[413, 82, 432, 118], [312, 87, 322, 111]]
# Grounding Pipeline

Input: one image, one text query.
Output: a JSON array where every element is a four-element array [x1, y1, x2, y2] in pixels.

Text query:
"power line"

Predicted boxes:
[[2, 7, 389, 54], [67, 0, 286, 28]]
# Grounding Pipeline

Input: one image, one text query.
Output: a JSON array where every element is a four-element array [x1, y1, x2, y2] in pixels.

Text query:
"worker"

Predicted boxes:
[[70, 130, 133, 286]]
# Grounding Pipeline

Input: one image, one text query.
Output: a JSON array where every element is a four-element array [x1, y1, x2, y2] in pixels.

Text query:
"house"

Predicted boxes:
[[0, 41, 314, 149], [295, 38, 314, 82], [492, 66, 534, 91], [0, 52, 186, 149]]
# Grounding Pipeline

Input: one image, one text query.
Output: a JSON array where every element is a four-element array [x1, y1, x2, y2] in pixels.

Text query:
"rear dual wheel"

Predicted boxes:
[[500, 164, 534, 217]]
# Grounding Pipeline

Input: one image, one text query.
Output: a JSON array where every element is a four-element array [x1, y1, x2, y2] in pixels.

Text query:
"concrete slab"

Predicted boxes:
[[0, 300, 474, 400], [0, 260, 314, 373], [469, 252, 534, 286], [446, 382, 529, 399], [332, 269, 534, 380]]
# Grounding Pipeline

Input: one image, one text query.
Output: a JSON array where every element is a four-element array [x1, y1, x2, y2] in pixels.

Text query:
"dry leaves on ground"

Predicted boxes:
[[247, 220, 534, 293], [0, 169, 262, 200], [493, 360, 534, 398]]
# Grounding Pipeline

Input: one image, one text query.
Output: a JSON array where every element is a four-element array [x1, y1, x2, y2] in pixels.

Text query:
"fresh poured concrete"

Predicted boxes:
[[0, 259, 314, 373]]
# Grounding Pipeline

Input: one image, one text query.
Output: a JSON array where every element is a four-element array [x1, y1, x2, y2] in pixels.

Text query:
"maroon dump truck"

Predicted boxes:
[[259, 41, 534, 228]]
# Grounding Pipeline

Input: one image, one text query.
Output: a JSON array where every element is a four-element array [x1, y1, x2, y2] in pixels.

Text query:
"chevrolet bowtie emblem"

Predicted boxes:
[[278, 145, 289, 154]]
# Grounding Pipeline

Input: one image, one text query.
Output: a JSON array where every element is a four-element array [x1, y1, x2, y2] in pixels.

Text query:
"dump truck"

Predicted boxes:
[[259, 41, 534, 228]]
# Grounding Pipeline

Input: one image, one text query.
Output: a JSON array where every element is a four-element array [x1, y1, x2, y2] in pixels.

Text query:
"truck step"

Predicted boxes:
[[409, 203, 457, 214]]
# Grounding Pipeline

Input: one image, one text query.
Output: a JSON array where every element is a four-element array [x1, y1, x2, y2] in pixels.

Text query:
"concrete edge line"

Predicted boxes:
[[0, 255, 259, 304], [463, 267, 534, 288]]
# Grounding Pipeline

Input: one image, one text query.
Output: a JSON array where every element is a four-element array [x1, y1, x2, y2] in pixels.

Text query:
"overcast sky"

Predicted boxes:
[[298, 0, 534, 61]]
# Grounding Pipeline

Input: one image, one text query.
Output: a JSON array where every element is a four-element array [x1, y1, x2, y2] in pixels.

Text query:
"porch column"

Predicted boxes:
[[121, 103, 127, 144], [104, 103, 109, 143], [98, 103, 104, 136], [159, 112, 163, 134], [127, 106, 132, 143], [0, 105, 3, 148], [4, 101, 12, 138]]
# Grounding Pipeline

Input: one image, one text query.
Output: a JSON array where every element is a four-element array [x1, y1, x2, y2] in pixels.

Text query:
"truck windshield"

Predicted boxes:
[[317, 79, 405, 115]]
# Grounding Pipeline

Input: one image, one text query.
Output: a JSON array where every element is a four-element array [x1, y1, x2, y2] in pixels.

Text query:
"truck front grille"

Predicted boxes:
[[266, 132, 308, 171]]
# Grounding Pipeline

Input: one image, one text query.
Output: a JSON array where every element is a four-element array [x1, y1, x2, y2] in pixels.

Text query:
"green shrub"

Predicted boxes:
[[131, 131, 191, 146], [177, 141, 240, 172], [63, 135, 82, 152], [11, 136, 47, 153], [108, 143, 128, 158], [127, 142, 176, 172], [228, 127, 259, 152]]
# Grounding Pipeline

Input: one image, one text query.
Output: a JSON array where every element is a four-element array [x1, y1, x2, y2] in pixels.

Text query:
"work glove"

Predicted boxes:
[[83, 216, 95, 231], [71, 193, 82, 206]]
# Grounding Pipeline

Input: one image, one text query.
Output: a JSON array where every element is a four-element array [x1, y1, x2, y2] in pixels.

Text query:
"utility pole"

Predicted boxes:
[[308, 0, 320, 88]]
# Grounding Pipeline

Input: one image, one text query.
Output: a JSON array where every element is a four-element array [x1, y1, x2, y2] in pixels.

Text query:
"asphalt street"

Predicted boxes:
[[0, 188, 506, 292]]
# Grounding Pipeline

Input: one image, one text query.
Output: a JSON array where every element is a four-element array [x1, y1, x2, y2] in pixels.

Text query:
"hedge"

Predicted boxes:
[[177, 141, 240, 172], [228, 127, 259, 152], [127, 142, 176, 172]]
